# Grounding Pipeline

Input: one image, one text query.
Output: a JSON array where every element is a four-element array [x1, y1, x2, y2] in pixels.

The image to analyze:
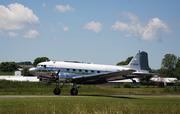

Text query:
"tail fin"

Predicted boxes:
[[128, 51, 150, 71]]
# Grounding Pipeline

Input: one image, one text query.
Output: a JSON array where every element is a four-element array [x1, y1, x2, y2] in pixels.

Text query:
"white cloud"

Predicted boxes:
[[8, 32, 18, 37], [24, 29, 39, 38], [62, 26, 69, 32], [0, 3, 38, 30], [142, 18, 168, 40], [112, 22, 129, 31], [121, 12, 139, 24], [112, 12, 169, 41], [0, 3, 39, 39], [84, 21, 102, 33], [55, 4, 73, 13]]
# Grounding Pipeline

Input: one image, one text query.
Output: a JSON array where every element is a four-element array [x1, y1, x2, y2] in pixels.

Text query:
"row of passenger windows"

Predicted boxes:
[[65, 69, 101, 73], [37, 65, 101, 74]]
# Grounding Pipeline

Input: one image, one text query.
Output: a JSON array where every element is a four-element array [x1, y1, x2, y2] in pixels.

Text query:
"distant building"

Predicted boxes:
[[150, 75, 178, 86], [109, 76, 178, 86], [15, 71, 21, 76]]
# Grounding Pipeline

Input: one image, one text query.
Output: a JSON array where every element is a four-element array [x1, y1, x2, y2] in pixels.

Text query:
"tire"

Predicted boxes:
[[70, 88, 78, 96], [53, 87, 61, 95]]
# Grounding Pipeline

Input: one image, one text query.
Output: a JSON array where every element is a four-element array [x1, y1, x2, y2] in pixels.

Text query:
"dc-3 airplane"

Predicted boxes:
[[29, 51, 151, 95]]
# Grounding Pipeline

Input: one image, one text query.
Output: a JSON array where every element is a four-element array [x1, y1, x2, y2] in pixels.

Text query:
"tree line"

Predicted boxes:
[[0, 54, 180, 79], [0, 57, 49, 73]]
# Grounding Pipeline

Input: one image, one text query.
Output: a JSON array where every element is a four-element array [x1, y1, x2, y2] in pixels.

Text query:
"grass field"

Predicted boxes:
[[0, 80, 180, 114], [0, 72, 14, 75], [0, 80, 180, 95], [0, 96, 179, 114]]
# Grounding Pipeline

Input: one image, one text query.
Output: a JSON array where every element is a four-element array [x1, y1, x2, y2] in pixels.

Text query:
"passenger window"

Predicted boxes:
[[85, 70, 88, 73], [97, 71, 100, 73], [79, 69, 82, 72], [73, 69, 76, 72]]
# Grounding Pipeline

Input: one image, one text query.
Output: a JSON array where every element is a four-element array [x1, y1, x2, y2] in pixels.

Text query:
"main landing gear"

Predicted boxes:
[[53, 70, 63, 95], [53, 87, 61, 95], [53, 77, 64, 95], [53, 83, 79, 96], [53, 70, 79, 96]]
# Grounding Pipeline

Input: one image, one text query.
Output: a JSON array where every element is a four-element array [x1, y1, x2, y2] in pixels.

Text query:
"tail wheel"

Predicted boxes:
[[70, 88, 78, 96], [53, 87, 61, 95]]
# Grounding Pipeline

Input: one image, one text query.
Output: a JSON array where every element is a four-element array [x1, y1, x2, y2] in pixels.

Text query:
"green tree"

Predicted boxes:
[[33, 57, 50, 66], [0, 62, 19, 72], [117, 56, 133, 66], [174, 58, 180, 79], [161, 54, 177, 70], [22, 67, 33, 76], [160, 54, 177, 77]]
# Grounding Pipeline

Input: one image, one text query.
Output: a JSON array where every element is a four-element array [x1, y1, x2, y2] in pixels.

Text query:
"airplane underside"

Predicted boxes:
[[37, 73, 138, 96], [38, 75, 108, 96]]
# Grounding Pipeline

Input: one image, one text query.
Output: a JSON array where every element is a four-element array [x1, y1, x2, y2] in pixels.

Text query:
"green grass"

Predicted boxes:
[[0, 80, 180, 95], [0, 71, 14, 75], [0, 96, 179, 114], [0, 80, 180, 114]]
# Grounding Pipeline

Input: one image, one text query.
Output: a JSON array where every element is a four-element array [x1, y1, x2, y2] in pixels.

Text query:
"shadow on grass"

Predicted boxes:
[[80, 94, 139, 99]]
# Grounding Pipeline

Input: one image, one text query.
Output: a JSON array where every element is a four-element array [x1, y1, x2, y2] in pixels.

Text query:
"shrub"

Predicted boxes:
[[123, 83, 133, 88]]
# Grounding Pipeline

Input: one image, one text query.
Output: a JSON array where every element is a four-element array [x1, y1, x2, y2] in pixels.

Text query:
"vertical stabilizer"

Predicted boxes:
[[128, 51, 150, 71], [128, 51, 141, 71]]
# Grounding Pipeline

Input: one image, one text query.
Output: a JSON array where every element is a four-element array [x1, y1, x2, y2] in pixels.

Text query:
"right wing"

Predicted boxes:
[[71, 69, 135, 84]]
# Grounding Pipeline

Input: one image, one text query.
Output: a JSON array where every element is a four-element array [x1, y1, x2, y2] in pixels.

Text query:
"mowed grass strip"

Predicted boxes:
[[0, 96, 180, 114], [1, 80, 180, 95]]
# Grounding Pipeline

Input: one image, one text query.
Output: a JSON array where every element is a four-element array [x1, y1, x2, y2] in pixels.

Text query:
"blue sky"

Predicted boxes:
[[0, 0, 180, 69]]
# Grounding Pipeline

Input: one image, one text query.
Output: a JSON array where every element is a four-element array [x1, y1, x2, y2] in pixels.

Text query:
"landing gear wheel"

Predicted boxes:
[[53, 87, 61, 95], [70, 88, 78, 96]]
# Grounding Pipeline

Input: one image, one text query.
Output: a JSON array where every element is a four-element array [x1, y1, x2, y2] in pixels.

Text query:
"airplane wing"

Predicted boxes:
[[133, 72, 154, 76], [71, 69, 135, 84]]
